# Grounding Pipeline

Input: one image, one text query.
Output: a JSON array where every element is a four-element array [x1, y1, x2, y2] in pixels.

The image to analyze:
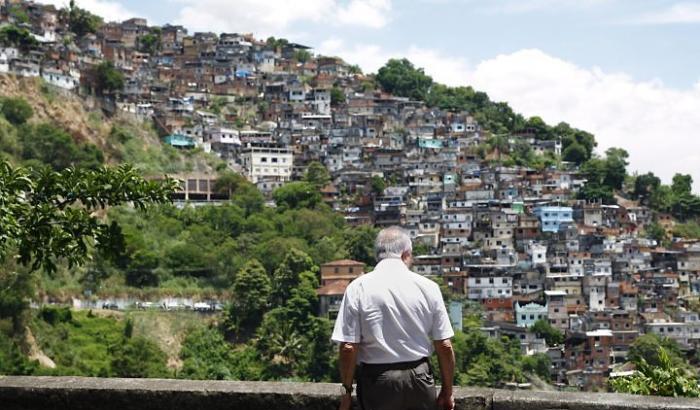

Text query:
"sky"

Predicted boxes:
[[41, 0, 700, 192]]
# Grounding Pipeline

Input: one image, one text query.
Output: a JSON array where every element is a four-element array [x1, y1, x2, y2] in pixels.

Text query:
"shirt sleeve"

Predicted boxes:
[[430, 284, 455, 341], [331, 282, 362, 343]]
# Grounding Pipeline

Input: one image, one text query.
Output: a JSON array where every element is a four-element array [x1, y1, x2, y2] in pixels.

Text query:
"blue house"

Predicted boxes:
[[515, 302, 548, 327], [164, 134, 195, 148], [534, 206, 573, 232]]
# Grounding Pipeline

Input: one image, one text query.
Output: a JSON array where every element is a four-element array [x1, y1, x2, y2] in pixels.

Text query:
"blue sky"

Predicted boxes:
[[42, 0, 700, 192]]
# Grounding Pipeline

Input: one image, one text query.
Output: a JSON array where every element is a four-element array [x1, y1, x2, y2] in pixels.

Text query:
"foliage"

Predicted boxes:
[[20, 123, 104, 170], [611, 347, 700, 397], [303, 161, 331, 190], [530, 319, 564, 346], [272, 181, 322, 210], [62, 0, 103, 38], [0, 97, 33, 126], [632, 172, 661, 204], [294, 49, 312, 63], [0, 160, 176, 274], [331, 86, 346, 106], [0, 160, 175, 330], [343, 225, 378, 266], [228, 259, 271, 334], [138, 32, 160, 54], [452, 329, 525, 387], [641, 173, 700, 221], [110, 335, 169, 378], [0, 25, 39, 52], [673, 221, 700, 239], [521, 353, 552, 382], [577, 148, 629, 204], [179, 326, 264, 380], [29, 310, 168, 377], [370, 175, 386, 195], [628, 334, 686, 368], [645, 221, 668, 245], [0, 324, 38, 375], [94, 62, 125, 95], [376, 58, 433, 100]]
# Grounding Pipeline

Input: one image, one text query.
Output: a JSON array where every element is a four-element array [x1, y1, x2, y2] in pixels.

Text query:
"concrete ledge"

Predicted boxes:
[[0, 376, 698, 410]]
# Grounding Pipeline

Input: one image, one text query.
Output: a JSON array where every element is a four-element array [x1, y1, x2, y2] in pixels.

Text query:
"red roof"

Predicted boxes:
[[321, 259, 365, 267], [317, 280, 350, 296]]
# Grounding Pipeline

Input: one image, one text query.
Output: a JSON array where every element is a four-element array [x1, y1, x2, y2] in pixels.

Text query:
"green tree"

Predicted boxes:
[[645, 221, 667, 245], [229, 259, 271, 334], [530, 319, 564, 346], [270, 249, 318, 308], [521, 353, 552, 381], [138, 31, 160, 54], [672, 174, 693, 196], [376, 58, 433, 100], [628, 334, 685, 368], [110, 336, 169, 378], [370, 175, 386, 196], [303, 161, 331, 190], [0, 97, 33, 126], [344, 225, 378, 266], [603, 147, 629, 190], [0, 25, 39, 52], [294, 49, 312, 63], [562, 142, 587, 165], [330, 86, 346, 106], [611, 347, 699, 397], [272, 181, 322, 210], [633, 172, 661, 203], [63, 0, 103, 38], [0, 160, 175, 330], [94, 61, 124, 95]]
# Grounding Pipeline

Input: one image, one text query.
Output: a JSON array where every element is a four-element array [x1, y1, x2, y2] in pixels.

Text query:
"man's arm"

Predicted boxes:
[[338, 342, 358, 410], [433, 338, 455, 410]]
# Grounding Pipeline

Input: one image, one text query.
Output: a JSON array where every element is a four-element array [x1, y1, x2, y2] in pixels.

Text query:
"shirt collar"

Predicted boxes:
[[374, 257, 410, 274]]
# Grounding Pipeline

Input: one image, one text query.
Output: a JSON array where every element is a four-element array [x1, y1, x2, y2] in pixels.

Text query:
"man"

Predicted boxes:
[[332, 226, 456, 410]]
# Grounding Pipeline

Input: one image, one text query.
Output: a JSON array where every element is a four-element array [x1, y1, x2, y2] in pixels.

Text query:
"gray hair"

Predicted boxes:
[[375, 226, 412, 260]]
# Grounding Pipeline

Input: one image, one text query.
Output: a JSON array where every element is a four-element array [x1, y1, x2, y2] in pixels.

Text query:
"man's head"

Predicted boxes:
[[375, 226, 413, 266]]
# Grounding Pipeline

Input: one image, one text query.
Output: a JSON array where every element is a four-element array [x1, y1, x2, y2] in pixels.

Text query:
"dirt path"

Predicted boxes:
[[25, 326, 56, 369]]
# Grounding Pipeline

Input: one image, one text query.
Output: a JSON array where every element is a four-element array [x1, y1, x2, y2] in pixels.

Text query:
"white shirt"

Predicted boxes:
[[331, 258, 454, 364]]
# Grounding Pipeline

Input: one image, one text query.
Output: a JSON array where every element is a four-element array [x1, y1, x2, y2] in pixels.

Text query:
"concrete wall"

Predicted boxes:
[[1, 376, 699, 410]]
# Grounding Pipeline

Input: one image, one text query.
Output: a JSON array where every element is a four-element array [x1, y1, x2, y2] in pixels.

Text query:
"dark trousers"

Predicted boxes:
[[357, 358, 437, 410]]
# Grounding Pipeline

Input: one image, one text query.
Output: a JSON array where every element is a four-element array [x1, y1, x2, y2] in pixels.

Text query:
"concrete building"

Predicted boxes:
[[240, 144, 293, 184]]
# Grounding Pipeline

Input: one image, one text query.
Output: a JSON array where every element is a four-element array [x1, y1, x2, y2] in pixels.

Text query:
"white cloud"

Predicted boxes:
[[478, 0, 611, 14], [317, 38, 470, 86], [626, 2, 700, 24], [462, 49, 700, 192], [40, 0, 139, 23], [336, 0, 392, 28], [170, 0, 392, 37]]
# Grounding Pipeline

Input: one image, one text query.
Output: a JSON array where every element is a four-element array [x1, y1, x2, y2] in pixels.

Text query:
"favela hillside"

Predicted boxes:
[[1, 0, 700, 404]]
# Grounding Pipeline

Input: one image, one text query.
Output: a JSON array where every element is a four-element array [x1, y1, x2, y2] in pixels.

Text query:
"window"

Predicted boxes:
[[272, 157, 278, 163], [261, 157, 268, 162], [349, 267, 354, 273]]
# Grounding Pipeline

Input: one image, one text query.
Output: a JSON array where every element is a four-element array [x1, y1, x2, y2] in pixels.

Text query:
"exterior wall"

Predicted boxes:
[[241, 147, 293, 183], [2, 376, 699, 410], [534, 206, 574, 233], [515, 302, 548, 327]]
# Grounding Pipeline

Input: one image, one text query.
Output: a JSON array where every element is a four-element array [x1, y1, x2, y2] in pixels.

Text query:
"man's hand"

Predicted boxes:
[[436, 388, 454, 410], [339, 393, 352, 410]]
